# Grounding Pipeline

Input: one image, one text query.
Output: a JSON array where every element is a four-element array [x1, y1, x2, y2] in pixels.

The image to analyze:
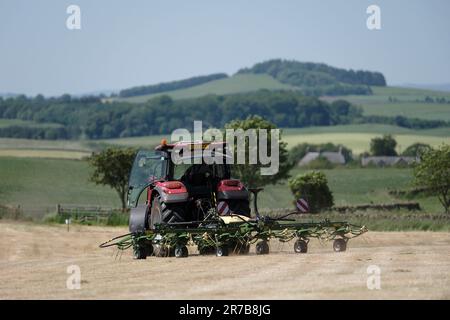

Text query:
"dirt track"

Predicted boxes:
[[0, 221, 449, 299]]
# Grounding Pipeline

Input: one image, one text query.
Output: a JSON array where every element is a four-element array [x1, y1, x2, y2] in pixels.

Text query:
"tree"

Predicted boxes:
[[89, 147, 137, 210], [370, 134, 397, 156], [402, 143, 431, 157], [288, 171, 334, 213], [224, 116, 293, 188], [413, 144, 450, 213]]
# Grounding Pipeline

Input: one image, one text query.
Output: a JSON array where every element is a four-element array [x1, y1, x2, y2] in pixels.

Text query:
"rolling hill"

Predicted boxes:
[[115, 77, 450, 122], [111, 74, 299, 103]]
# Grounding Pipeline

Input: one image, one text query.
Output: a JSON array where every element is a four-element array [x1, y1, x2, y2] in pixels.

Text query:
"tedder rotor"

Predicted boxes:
[[100, 140, 367, 259]]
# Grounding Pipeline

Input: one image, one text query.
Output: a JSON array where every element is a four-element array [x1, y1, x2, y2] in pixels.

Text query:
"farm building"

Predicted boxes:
[[298, 151, 346, 166], [361, 156, 419, 167]]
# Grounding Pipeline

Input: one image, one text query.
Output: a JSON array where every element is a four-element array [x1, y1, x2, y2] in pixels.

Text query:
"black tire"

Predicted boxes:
[[149, 196, 185, 229], [175, 246, 189, 258], [294, 239, 308, 253], [133, 246, 147, 260], [232, 242, 250, 255], [239, 243, 251, 255], [133, 239, 152, 259], [333, 239, 347, 252], [198, 246, 216, 255], [153, 244, 175, 257], [216, 246, 229, 257], [255, 241, 269, 255]]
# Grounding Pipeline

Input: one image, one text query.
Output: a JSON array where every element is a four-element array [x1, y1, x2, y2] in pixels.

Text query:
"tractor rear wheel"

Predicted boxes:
[[294, 239, 308, 253], [333, 239, 347, 252], [149, 196, 185, 229], [256, 241, 269, 255]]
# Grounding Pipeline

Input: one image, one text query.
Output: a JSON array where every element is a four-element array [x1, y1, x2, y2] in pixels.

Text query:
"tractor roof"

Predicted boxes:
[[155, 140, 227, 151]]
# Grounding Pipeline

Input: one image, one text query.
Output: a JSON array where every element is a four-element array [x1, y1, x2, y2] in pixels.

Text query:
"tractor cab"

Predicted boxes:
[[128, 140, 251, 233]]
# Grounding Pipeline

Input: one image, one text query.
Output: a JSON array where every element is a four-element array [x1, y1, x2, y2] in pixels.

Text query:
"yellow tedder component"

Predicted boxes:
[[219, 214, 250, 224]]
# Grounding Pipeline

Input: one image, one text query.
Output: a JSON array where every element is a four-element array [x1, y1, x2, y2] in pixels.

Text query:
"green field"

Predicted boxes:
[[112, 74, 298, 103], [97, 124, 449, 155], [0, 157, 443, 217], [324, 86, 450, 121], [0, 124, 447, 159], [260, 167, 428, 209], [0, 157, 121, 216], [282, 125, 449, 155]]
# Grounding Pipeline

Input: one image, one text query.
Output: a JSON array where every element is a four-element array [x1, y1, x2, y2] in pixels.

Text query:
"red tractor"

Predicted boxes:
[[127, 140, 251, 239]]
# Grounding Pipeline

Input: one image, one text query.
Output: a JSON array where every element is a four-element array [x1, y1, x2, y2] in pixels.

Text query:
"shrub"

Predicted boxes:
[[288, 171, 334, 213]]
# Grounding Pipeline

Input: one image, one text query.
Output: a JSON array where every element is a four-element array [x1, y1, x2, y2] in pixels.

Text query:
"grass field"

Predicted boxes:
[[324, 86, 450, 121], [0, 124, 447, 159], [260, 167, 443, 213], [0, 156, 443, 217], [98, 124, 450, 155], [0, 157, 121, 216], [1, 223, 449, 299], [112, 74, 298, 103]]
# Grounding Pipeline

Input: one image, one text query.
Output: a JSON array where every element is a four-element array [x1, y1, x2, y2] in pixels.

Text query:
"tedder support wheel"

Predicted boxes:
[[294, 239, 308, 253], [133, 246, 147, 260], [333, 239, 347, 252], [255, 241, 269, 255], [199, 246, 216, 255], [153, 244, 175, 257], [239, 244, 251, 255], [133, 239, 153, 260], [216, 246, 229, 257], [175, 246, 189, 258]]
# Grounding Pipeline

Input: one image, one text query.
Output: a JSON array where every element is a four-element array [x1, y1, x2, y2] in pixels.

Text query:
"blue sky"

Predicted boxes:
[[1, 0, 449, 96]]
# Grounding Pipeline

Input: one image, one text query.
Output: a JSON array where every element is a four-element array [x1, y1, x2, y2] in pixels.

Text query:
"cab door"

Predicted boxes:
[[127, 150, 166, 208]]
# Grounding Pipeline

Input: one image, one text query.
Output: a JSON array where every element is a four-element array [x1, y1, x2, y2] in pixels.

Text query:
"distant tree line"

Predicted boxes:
[[0, 125, 70, 140], [119, 73, 228, 98], [359, 115, 448, 130], [237, 59, 386, 96], [0, 91, 448, 140]]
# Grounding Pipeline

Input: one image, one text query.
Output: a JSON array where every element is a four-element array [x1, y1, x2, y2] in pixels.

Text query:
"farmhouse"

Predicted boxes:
[[298, 150, 346, 166], [361, 156, 419, 167]]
